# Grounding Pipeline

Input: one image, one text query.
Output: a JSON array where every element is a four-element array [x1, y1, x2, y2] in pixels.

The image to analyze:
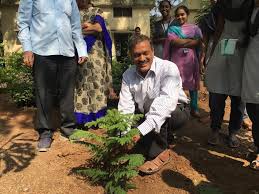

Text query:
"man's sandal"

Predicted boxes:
[[250, 160, 259, 171], [139, 149, 171, 175]]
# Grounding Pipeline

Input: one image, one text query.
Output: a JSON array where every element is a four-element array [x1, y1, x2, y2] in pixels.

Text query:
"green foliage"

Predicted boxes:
[[70, 109, 145, 194], [112, 59, 132, 94], [0, 52, 34, 106], [194, 0, 213, 25]]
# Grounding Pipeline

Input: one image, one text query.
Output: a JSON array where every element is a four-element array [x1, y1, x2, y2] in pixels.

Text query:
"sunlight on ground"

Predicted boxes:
[[199, 148, 250, 167]]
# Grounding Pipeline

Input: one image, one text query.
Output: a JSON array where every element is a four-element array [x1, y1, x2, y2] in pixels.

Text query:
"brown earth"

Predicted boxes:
[[1, 84, 259, 194]]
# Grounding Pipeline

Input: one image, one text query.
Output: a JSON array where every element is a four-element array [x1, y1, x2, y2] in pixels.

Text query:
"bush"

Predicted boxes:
[[70, 109, 145, 194], [0, 52, 34, 106], [112, 58, 132, 94]]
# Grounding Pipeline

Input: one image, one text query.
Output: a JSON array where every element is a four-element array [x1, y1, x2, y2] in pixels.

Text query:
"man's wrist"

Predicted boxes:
[[137, 120, 154, 136]]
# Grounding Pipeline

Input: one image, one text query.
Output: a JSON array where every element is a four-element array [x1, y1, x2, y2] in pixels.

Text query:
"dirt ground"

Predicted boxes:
[[1, 84, 259, 194]]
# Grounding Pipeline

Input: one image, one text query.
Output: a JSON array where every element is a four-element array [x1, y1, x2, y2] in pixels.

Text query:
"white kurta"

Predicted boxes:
[[205, 19, 246, 96], [242, 8, 259, 104]]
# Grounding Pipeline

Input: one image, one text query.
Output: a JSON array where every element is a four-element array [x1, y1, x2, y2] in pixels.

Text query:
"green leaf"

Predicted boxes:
[[77, 168, 109, 183], [69, 130, 104, 143], [125, 183, 137, 190]]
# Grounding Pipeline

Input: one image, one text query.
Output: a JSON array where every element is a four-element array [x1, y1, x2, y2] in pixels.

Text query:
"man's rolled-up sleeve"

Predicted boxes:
[[17, 0, 33, 52], [70, 0, 88, 58]]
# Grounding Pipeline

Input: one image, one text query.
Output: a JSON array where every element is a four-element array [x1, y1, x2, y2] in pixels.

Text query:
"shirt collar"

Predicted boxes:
[[136, 57, 157, 79]]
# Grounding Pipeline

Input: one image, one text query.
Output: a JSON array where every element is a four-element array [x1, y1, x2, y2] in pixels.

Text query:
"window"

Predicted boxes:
[[113, 7, 132, 17]]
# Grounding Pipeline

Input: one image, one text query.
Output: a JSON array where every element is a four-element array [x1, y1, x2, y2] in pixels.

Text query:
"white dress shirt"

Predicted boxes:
[[18, 0, 87, 58], [118, 56, 189, 136]]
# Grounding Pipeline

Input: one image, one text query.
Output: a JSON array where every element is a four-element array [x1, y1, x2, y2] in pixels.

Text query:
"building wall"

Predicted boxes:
[[0, 4, 21, 54], [101, 7, 151, 58], [0, 0, 202, 56]]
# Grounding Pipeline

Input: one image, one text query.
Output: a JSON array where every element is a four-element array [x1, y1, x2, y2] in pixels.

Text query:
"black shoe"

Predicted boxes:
[[37, 130, 53, 152], [60, 127, 77, 138]]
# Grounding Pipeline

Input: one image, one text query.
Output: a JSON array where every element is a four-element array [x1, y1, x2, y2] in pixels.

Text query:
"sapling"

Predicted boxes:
[[70, 109, 145, 194]]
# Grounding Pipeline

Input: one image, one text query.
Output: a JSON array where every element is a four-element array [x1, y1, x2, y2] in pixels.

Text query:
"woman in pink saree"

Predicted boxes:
[[163, 5, 203, 118]]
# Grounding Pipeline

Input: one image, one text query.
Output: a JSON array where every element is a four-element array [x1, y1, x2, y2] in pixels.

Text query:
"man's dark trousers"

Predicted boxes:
[[246, 103, 259, 154], [136, 103, 190, 160], [33, 54, 77, 135]]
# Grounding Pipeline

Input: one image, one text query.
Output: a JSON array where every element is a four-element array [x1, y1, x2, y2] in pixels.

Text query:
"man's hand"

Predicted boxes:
[[23, 51, 34, 67], [132, 134, 141, 143], [78, 56, 87, 65]]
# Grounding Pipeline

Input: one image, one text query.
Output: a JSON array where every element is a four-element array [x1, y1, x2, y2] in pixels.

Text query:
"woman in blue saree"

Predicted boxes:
[[75, 0, 114, 125]]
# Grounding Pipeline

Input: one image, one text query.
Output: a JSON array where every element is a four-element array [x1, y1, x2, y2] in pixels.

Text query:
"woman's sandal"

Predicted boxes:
[[250, 159, 259, 171], [228, 133, 240, 148], [139, 149, 171, 175]]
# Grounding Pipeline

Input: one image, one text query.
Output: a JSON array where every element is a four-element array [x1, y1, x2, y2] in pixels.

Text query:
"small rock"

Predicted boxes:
[[0, 152, 5, 159], [180, 136, 192, 143], [23, 188, 29, 192]]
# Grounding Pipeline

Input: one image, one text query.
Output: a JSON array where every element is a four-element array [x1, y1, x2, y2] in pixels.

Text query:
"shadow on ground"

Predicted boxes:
[[0, 133, 36, 176], [164, 105, 259, 194]]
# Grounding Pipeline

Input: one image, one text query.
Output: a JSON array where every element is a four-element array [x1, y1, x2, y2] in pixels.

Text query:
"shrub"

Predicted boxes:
[[0, 52, 34, 106], [112, 58, 132, 94], [70, 109, 145, 194]]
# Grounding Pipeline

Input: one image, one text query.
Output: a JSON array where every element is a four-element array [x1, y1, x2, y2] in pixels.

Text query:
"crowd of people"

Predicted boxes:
[[17, 0, 259, 175]]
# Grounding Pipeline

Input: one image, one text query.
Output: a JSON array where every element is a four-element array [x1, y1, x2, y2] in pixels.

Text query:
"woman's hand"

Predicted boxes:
[[82, 22, 102, 35], [171, 38, 200, 48], [82, 22, 91, 29], [108, 88, 118, 100]]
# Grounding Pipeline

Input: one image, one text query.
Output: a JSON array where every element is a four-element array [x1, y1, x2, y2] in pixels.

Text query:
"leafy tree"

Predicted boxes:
[[194, 0, 213, 24], [70, 109, 145, 194], [0, 52, 34, 106]]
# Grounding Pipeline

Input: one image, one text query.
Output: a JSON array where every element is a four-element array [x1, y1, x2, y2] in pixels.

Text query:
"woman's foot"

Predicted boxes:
[[242, 118, 252, 130], [191, 109, 201, 118], [250, 154, 259, 170], [228, 132, 240, 148]]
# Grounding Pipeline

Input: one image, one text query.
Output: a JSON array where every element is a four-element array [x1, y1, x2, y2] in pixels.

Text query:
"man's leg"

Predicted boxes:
[[167, 103, 190, 144], [137, 126, 170, 174], [138, 125, 168, 160], [57, 56, 77, 137], [33, 55, 58, 151], [137, 104, 189, 174], [247, 103, 259, 169], [228, 95, 243, 147], [208, 92, 227, 145], [138, 103, 190, 158]]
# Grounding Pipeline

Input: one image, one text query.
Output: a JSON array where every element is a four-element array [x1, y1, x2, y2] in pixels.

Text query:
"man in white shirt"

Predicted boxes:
[[18, 0, 88, 152], [118, 35, 190, 174]]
